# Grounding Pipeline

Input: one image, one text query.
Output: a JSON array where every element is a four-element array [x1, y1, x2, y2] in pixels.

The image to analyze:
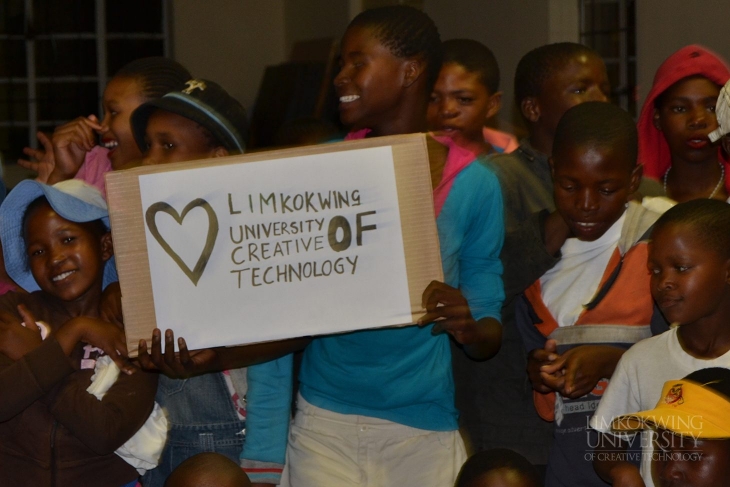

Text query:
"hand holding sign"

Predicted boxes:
[[137, 328, 218, 378], [418, 281, 501, 360]]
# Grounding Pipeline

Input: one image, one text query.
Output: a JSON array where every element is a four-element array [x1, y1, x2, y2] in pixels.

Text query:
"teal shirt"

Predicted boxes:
[[299, 159, 504, 431]]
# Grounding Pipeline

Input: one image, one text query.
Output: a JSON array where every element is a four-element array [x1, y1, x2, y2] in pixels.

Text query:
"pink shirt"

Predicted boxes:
[[74, 146, 112, 198]]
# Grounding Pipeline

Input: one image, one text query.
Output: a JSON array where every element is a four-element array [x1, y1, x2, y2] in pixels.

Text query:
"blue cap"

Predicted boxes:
[[0, 179, 118, 292]]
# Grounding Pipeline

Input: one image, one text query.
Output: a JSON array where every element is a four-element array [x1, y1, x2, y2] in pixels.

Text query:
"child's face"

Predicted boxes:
[[551, 143, 639, 241], [334, 26, 413, 133], [142, 110, 222, 165], [24, 202, 111, 303], [653, 76, 721, 165], [100, 76, 147, 169], [653, 429, 730, 487], [427, 62, 500, 152], [648, 222, 730, 327], [528, 53, 610, 137]]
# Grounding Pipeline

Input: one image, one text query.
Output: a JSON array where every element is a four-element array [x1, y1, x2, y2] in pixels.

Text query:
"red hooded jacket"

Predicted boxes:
[[638, 44, 730, 191]]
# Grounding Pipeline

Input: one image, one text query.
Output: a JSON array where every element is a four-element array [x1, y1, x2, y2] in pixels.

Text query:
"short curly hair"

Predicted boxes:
[[514, 43, 600, 105]]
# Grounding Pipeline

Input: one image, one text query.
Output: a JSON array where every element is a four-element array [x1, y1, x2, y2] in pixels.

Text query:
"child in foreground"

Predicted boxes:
[[517, 102, 661, 486], [427, 38, 517, 155], [20, 57, 191, 192], [591, 199, 730, 487], [610, 367, 730, 486], [280, 6, 504, 486], [165, 453, 252, 487], [0, 180, 157, 486], [455, 449, 541, 487], [127, 79, 292, 487]]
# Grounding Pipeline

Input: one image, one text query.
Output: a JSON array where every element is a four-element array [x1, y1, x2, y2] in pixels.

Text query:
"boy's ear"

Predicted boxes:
[[628, 163, 643, 196], [212, 147, 229, 158], [485, 91, 503, 121], [100, 232, 114, 262], [652, 109, 662, 131], [521, 97, 541, 123], [402, 58, 425, 88]]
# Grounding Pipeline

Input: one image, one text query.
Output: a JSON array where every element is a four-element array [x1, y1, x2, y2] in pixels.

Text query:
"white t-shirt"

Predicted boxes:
[[590, 327, 730, 487], [540, 213, 625, 328]]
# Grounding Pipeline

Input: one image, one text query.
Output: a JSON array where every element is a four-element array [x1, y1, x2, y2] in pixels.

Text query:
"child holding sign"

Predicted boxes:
[[283, 6, 504, 486], [126, 80, 293, 487]]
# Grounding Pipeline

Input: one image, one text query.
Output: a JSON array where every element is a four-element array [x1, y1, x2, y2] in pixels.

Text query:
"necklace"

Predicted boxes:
[[663, 162, 726, 199]]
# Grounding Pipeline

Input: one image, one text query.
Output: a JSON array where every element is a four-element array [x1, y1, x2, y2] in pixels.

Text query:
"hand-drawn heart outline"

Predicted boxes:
[[145, 199, 219, 286]]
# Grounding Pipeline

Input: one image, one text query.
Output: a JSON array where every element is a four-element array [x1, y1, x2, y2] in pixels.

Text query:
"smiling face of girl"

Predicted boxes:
[[98, 76, 147, 169]]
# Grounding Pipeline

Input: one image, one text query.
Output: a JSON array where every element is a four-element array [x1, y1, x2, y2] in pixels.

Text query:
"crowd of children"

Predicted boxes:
[[3, 4, 730, 487]]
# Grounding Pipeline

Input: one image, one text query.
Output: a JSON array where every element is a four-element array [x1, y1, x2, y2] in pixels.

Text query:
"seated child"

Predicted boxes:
[[455, 449, 541, 487], [639, 45, 730, 203], [165, 452, 252, 487], [427, 38, 517, 155], [0, 179, 158, 486], [517, 102, 662, 487], [126, 79, 293, 487], [591, 199, 730, 487], [610, 367, 730, 486], [20, 57, 191, 192]]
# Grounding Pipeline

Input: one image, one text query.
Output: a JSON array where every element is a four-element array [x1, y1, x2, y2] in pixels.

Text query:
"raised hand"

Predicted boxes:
[[48, 115, 103, 183], [18, 131, 56, 183]]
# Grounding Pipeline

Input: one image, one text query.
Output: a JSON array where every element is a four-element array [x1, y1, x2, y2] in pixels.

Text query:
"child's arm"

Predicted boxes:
[[422, 162, 505, 360], [0, 308, 136, 423], [240, 354, 294, 486], [44, 354, 157, 455], [137, 328, 310, 379]]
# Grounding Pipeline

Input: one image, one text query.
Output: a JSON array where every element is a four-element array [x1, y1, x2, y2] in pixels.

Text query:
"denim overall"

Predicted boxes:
[[142, 372, 246, 487]]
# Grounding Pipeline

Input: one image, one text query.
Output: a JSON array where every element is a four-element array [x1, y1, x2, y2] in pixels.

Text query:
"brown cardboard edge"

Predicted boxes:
[[107, 133, 444, 355]]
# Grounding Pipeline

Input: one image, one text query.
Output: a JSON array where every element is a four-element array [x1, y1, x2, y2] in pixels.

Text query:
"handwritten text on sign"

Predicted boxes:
[[138, 146, 412, 349]]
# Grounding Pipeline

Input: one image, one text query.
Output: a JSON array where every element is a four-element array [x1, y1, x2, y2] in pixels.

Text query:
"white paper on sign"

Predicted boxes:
[[138, 146, 412, 349]]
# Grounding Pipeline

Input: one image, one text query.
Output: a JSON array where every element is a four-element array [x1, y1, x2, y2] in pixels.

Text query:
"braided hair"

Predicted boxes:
[[348, 5, 442, 90], [114, 57, 192, 100]]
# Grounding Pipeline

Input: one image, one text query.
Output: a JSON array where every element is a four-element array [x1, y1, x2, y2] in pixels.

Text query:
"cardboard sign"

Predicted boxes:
[[106, 134, 445, 356]]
